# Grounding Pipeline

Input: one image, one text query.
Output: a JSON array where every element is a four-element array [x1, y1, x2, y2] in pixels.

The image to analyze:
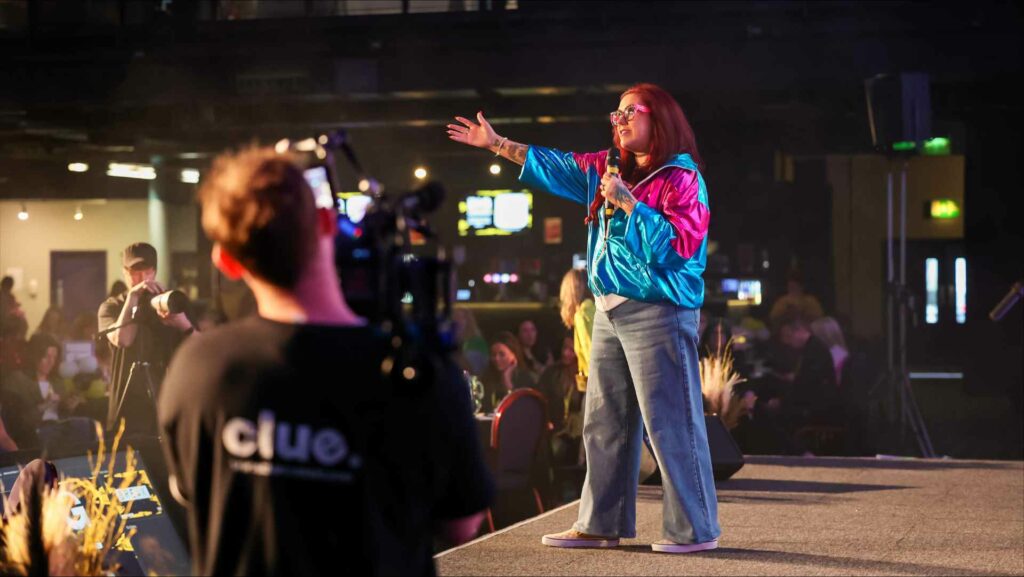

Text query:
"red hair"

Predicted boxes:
[[585, 83, 704, 224]]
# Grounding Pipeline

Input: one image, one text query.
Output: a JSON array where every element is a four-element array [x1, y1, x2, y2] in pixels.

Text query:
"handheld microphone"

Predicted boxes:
[[605, 148, 620, 218]]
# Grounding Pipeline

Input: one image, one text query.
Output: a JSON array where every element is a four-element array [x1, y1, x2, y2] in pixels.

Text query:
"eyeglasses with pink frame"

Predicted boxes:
[[609, 103, 650, 127]]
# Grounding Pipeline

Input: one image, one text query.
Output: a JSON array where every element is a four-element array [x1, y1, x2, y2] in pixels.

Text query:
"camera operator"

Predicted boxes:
[[98, 242, 195, 434], [157, 147, 493, 575]]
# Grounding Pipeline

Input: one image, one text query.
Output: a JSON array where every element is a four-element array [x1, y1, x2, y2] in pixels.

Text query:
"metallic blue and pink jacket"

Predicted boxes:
[[519, 146, 710, 309]]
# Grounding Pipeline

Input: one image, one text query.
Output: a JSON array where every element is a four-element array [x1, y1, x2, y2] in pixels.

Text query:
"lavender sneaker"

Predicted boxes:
[[651, 538, 719, 553]]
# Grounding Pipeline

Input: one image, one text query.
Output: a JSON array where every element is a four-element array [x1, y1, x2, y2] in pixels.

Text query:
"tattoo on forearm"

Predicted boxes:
[[500, 141, 528, 166], [610, 187, 636, 209]]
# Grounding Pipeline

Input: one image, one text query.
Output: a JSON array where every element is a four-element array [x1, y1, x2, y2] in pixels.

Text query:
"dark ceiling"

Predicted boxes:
[[1, 0, 1021, 199]]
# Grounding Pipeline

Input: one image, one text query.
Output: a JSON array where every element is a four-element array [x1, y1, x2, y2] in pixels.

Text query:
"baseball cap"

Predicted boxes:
[[123, 242, 158, 270]]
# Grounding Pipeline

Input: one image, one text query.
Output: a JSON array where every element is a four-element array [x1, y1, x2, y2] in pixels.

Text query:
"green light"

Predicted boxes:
[[922, 137, 951, 156], [930, 199, 960, 219], [892, 141, 917, 152]]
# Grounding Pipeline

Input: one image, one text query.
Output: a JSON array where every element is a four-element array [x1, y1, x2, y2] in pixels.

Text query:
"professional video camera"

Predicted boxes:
[[277, 130, 457, 364]]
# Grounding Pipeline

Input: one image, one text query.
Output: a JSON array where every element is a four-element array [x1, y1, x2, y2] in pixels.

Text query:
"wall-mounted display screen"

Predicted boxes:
[[458, 190, 533, 236], [719, 278, 763, 306]]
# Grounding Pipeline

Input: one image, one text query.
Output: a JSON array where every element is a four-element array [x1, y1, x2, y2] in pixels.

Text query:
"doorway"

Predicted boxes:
[[50, 251, 107, 328]]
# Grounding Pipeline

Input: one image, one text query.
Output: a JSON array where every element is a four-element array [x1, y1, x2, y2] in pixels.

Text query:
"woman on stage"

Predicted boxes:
[[447, 83, 720, 553]]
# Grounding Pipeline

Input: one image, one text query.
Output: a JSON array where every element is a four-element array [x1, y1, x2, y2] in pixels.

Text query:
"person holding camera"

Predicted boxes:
[[449, 83, 720, 554], [98, 242, 195, 434], [157, 147, 493, 575]]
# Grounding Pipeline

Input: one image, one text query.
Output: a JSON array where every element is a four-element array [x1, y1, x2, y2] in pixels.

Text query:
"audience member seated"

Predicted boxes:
[[0, 311, 28, 375], [452, 307, 489, 376], [0, 333, 85, 449], [811, 316, 849, 387], [779, 311, 838, 410], [0, 407, 17, 452], [0, 277, 28, 375], [33, 305, 67, 343], [559, 268, 594, 396], [517, 319, 552, 380], [480, 331, 536, 413], [0, 276, 21, 324], [536, 336, 585, 467], [64, 339, 113, 426], [733, 311, 840, 455], [68, 312, 97, 342], [769, 269, 824, 330]]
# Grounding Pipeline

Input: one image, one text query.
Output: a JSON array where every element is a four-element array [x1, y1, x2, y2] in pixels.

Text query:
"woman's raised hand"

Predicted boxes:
[[447, 111, 498, 150]]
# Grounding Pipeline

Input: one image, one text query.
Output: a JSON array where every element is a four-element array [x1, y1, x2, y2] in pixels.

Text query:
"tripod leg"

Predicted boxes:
[[901, 375, 936, 457]]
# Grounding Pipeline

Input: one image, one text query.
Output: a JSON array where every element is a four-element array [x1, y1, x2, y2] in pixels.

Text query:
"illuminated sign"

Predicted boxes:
[[928, 199, 960, 219], [922, 137, 951, 156]]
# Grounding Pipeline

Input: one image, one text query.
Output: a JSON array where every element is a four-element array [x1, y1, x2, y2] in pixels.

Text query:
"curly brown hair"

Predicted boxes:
[[198, 147, 318, 288]]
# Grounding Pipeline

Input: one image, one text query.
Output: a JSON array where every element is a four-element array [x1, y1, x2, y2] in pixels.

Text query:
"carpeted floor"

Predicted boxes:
[[436, 456, 1024, 576]]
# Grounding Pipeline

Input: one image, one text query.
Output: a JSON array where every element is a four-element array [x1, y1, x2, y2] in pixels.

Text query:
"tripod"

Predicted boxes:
[[97, 318, 160, 435], [876, 158, 937, 458]]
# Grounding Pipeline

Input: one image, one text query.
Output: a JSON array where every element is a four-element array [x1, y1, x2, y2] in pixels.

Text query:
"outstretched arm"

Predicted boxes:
[[447, 111, 529, 166], [448, 111, 595, 205]]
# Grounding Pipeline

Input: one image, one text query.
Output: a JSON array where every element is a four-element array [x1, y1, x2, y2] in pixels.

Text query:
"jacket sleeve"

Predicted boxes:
[[519, 146, 606, 205], [623, 169, 709, 266]]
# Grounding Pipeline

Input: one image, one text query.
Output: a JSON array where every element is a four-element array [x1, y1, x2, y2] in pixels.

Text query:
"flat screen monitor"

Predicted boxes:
[[718, 278, 762, 306], [458, 190, 533, 236]]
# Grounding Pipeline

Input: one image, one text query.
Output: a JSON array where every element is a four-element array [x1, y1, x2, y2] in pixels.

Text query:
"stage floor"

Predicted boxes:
[[436, 456, 1024, 576]]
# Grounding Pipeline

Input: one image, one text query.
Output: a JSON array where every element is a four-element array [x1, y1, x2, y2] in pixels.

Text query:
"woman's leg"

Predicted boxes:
[[617, 303, 721, 544], [573, 307, 644, 538]]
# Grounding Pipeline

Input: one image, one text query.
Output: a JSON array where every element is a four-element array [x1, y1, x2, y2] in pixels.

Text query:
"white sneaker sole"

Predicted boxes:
[[541, 535, 620, 548], [651, 539, 719, 553]]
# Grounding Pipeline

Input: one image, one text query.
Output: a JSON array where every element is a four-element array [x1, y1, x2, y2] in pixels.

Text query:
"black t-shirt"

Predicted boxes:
[[99, 293, 189, 433], [157, 316, 494, 576], [789, 335, 840, 418], [98, 293, 188, 384]]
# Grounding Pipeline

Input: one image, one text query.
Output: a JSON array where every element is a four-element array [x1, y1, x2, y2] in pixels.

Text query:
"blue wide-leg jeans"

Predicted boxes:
[[573, 300, 721, 544]]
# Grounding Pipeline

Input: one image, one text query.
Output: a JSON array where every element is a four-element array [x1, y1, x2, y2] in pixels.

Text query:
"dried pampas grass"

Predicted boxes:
[[699, 340, 751, 430], [0, 420, 138, 576]]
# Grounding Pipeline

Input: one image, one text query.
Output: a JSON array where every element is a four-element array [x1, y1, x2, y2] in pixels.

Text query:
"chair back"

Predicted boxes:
[[490, 389, 548, 476]]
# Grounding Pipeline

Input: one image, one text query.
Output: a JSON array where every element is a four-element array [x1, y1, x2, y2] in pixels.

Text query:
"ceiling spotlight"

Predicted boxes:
[[180, 168, 200, 184], [414, 167, 428, 180], [67, 162, 89, 173], [294, 138, 318, 152], [274, 139, 291, 154], [17, 204, 28, 221], [489, 163, 501, 175], [74, 206, 83, 221]]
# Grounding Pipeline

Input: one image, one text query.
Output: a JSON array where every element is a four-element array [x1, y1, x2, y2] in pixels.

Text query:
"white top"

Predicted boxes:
[[829, 345, 849, 387], [38, 380, 59, 421], [595, 293, 629, 312]]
